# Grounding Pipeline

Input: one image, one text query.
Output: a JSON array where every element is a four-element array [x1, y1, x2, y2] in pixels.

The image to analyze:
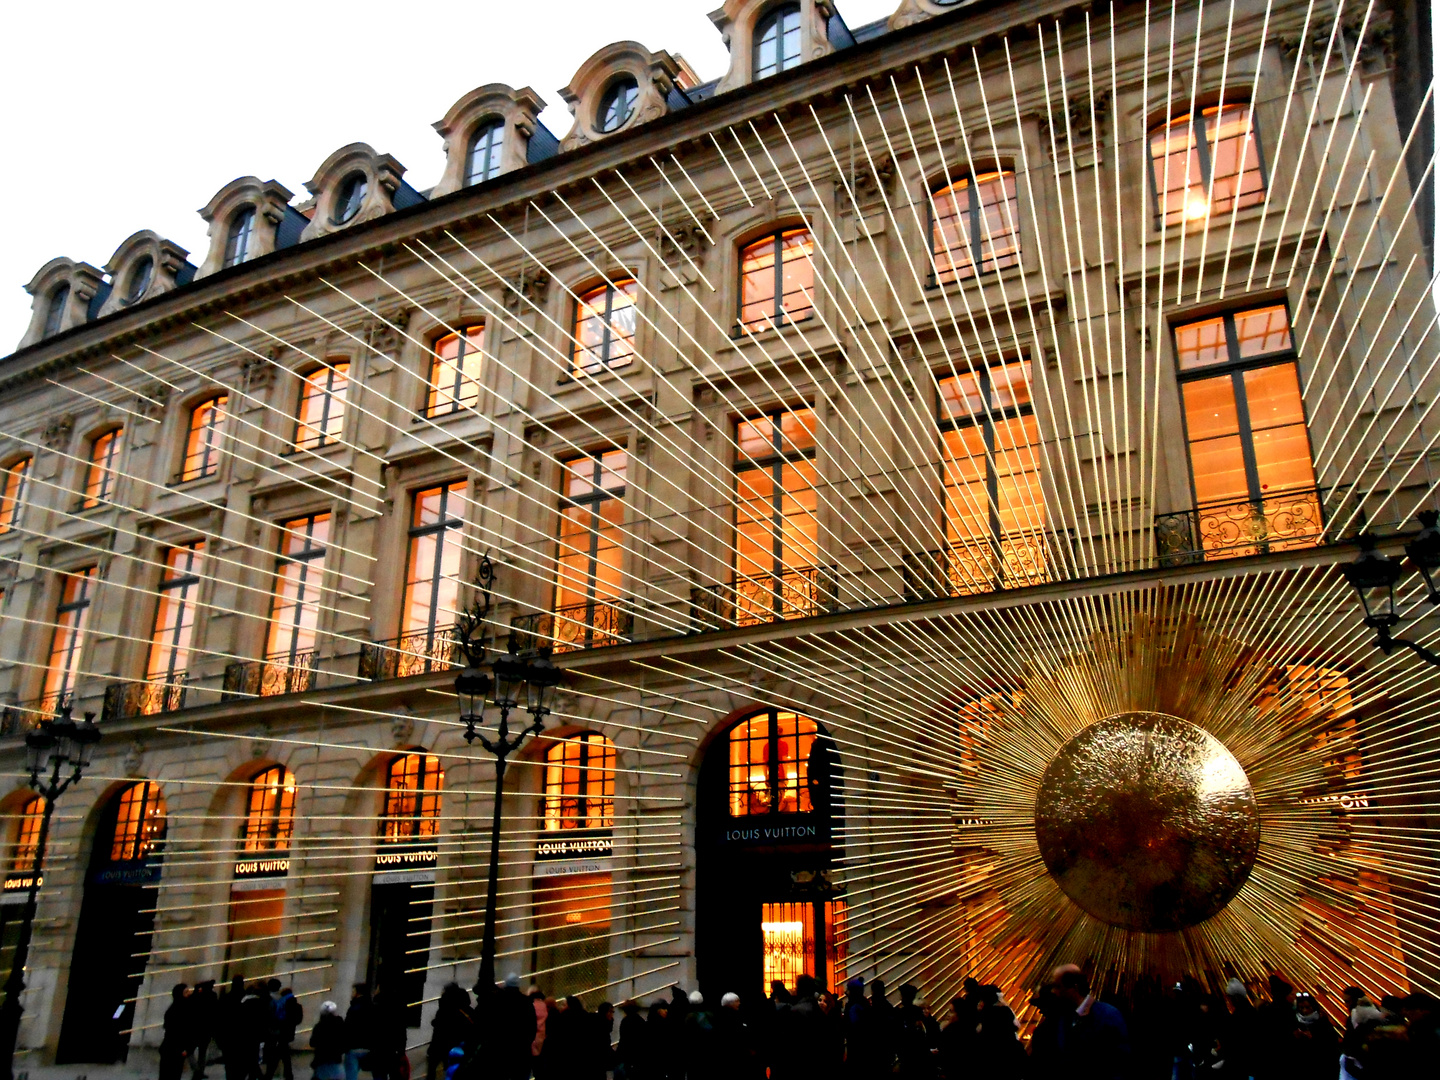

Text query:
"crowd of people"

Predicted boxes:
[[157, 966, 1440, 1080]]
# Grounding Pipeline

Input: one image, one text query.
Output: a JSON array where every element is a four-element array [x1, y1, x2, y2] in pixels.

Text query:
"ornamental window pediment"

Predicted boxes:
[[888, 0, 974, 31], [298, 143, 425, 243], [558, 41, 698, 151], [710, 0, 836, 94], [17, 257, 106, 351], [97, 230, 195, 317], [431, 83, 548, 198], [196, 177, 299, 278]]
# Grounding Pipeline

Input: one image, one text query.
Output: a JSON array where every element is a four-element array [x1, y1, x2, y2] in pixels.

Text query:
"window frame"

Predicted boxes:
[[109, 781, 167, 863], [333, 172, 368, 225], [597, 77, 639, 133], [402, 482, 467, 646], [425, 326, 485, 418], [241, 765, 297, 854], [43, 567, 97, 709], [223, 206, 256, 268], [725, 708, 824, 819], [43, 284, 70, 338], [571, 278, 638, 377], [554, 449, 628, 631], [381, 750, 444, 843], [543, 731, 617, 832], [124, 256, 154, 305], [181, 395, 229, 482], [293, 361, 350, 450], [0, 456, 33, 535], [733, 406, 819, 618], [753, 3, 803, 80], [11, 795, 43, 872], [81, 427, 124, 509], [265, 513, 329, 668], [1147, 100, 1269, 227], [736, 227, 816, 334], [926, 167, 1022, 285], [466, 119, 505, 186], [147, 541, 205, 687]]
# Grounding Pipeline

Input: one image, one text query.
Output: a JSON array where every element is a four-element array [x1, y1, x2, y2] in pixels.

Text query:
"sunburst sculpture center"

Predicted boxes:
[[1033, 712, 1260, 932]]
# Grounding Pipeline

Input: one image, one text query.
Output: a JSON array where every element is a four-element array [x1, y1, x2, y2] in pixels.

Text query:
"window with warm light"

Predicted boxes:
[[11, 796, 43, 872], [265, 514, 329, 669], [555, 450, 627, 648], [241, 766, 297, 852], [0, 457, 32, 534], [467, 120, 504, 186], [382, 752, 444, 842], [42, 568, 96, 710], [1149, 103, 1266, 226], [573, 279, 638, 376], [146, 541, 204, 699], [738, 229, 814, 331], [754, 4, 802, 79], [735, 409, 822, 623], [427, 327, 485, 418], [81, 428, 124, 508], [109, 781, 167, 862], [402, 483, 466, 646], [544, 733, 616, 831], [759, 899, 846, 997], [728, 710, 820, 817], [930, 170, 1021, 282], [294, 363, 349, 450], [182, 396, 228, 481]]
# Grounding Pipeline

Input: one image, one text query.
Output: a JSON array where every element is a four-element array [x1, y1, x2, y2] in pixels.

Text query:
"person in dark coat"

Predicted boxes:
[[644, 998, 670, 1080], [343, 985, 375, 1080], [615, 999, 648, 1080], [370, 986, 409, 1080], [240, 983, 273, 1080], [682, 991, 717, 1080], [266, 986, 302, 1080], [310, 1002, 348, 1080], [218, 977, 249, 1080], [587, 1001, 617, 1080], [713, 993, 752, 1079], [1285, 992, 1339, 1080], [867, 978, 896, 1077], [160, 983, 193, 1080], [191, 980, 219, 1080], [842, 977, 869, 1079], [1255, 975, 1295, 1080], [487, 974, 538, 1080], [895, 983, 936, 1079], [664, 988, 689, 1080], [973, 988, 1026, 1080], [1042, 965, 1130, 1080], [426, 983, 472, 1080]]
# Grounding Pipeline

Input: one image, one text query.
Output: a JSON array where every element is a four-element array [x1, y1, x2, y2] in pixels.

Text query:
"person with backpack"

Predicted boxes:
[[266, 985, 303, 1080]]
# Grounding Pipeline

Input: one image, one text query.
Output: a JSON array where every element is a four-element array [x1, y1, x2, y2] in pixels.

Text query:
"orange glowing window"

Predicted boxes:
[[265, 514, 329, 667], [739, 228, 814, 331], [242, 765, 297, 853], [11, 796, 43, 872], [728, 710, 819, 817], [42, 568, 96, 709], [383, 752, 444, 842], [544, 733, 616, 831], [402, 483, 466, 641], [427, 327, 485, 417], [573, 279, 637, 376], [147, 541, 204, 692], [182, 396, 228, 481], [555, 450, 627, 646], [1149, 103, 1266, 226], [930, 170, 1021, 282], [760, 899, 847, 997], [0, 457, 32, 534], [734, 409, 821, 624], [294, 362, 349, 450], [110, 781, 167, 862], [81, 428, 124, 508]]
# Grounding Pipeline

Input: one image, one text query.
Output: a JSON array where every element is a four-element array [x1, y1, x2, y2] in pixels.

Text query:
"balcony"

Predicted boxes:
[[359, 627, 458, 681], [0, 693, 69, 736], [102, 676, 188, 721], [691, 566, 839, 631], [223, 654, 316, 700], [511, 600, 634, 655], [902, 531, 1070, 600], [1155, 488, 1326, 566]]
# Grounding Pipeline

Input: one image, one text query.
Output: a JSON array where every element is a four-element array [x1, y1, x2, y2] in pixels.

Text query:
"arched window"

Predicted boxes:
[[427, 327, 485, 417], [728, 710, 820, 817], [739, 228, 814, 331], [1149, 102, 1266, 226], [223, 207, 256, 268], [754, 4, 802, 80], [333, 173, 368, 224], [544, 733, 616, 831], [81, 428, 124, 509], [11, 796, 43, 871], [43, 284, 70, 337], [242, 766, 297, 852], [382, 752, 444, 842], [294, 362, 350, 449], [124, 257, 154, 304], [598, 78, 639, 133], [182, 396, 229, 481], [930, 169, 1021, 282], [466, 120, 505, 186], [573, 279, 638, 376], [0, 457, 32, 534], [110, 781, 167, 862]]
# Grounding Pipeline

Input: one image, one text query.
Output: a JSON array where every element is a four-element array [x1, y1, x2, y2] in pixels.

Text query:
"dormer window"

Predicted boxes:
[[124, 257, 153, 305], [466, 120, 504, 186], [755, 4, 802, 79], [224, 208, 256, 268], [43, 285, 69, 337], [598, 78, 639, 133], [333, 173, 368, 224]]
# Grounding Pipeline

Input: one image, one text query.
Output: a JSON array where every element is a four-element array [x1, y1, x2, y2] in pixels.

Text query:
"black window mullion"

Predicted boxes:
[[601, 285, 615, 367], [967, 179, 983, 271], [772, 232, 784, 323], [1193, 112, 1215, 191]]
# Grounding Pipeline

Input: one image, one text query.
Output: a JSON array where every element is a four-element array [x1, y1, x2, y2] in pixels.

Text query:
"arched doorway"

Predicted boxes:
[[696, 708, 841, 1001], [56, 781, 167, 1064]]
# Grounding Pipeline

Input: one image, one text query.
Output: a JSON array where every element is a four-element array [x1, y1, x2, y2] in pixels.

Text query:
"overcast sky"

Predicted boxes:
[[0, 0, 898, 349]]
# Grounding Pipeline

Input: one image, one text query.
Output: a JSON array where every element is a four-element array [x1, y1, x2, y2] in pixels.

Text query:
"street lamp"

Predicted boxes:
[[1341, 524, 1440, 667], [0, 706, 100, 1080], [451, 560, 564, 992]]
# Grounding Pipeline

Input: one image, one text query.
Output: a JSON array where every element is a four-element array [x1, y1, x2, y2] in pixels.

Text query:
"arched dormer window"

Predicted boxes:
[[597, 78, 640, 133], [110, 781, 167, 862], [382, 751, 444, 842], [544, 732, 616, 831], [333, 173, 368, 225], [241, 765, 297, 852], [754, 4, 802, 79], [43, 285, 70, 338], [739, 228, 815, 331], [929, 168, 1021, 283], [81, 428, 124, 509], [1149, 101, 1265, 226], [728, 709, 821, 817], [224, 207, 256, 269], [182, 396, 229, 482], [466, 120, 505, 186], [11, 795, 43, 871], [0, 457, 33, 534], [123, 257, 154, 305], [294, 362, 350, 450]]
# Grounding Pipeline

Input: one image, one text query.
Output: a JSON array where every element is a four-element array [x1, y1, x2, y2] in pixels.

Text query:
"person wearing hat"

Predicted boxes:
[[1217, 978, 1259, 1080], [309, 1002, 347, 1080]]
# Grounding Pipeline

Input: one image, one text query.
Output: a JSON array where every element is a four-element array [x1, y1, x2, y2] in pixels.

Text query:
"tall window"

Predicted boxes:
[[467, 120, 504, 186], [241, 766, 297, 852], [739, 228, 815, 331], [42, 568, 96, 710], [109, 781, 167, 862], [294, 362, 350, 450], [11, 797, 43, 871], [544, 733, 616, 831], [1175, 304, 1318, 556], [930, 170, 1021, 282], [734, 408, 822, 623], [754, 4, 802, 79], [43, 285, 69, 337], [427, 327, 485, 417], [728, 710, 819, 817], [146, 541, 204, 698], [0, 457, 32, 534], [573, 279, 638, 376], [266, 514, 329, 669], [937, 360, 1048, 591], [224, 207, 256, 268], [81, 428, 124, 509], [182, 396, 229, 481], [402, 483, 466, 645], [382, 752, 444, 842], [1150, 103, 1266, 226], [555, 450, 627, 649]]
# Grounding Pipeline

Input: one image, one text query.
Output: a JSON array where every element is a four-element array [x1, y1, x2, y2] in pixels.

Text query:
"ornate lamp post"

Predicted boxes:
[[452, 559, 563, 992], [1342, 523, 1440, 667], [0, 706, 100, 1080]]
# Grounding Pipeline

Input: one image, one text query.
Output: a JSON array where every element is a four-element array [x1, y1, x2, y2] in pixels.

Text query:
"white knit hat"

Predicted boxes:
[[688, 990, 704, 1005], [721, 992, 739, 1007]]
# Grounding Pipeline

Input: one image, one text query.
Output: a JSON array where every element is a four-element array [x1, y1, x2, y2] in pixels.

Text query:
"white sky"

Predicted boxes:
[[0, 0, 898, 350]]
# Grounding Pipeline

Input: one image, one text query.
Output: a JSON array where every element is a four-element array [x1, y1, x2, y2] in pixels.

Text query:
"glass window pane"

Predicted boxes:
[[1235, 305, 1292, 358], [266, 514, 329, 662], [931, 179, 976, 281], [182, 397, 229, 481], [1244, 363, 1315, 494], [1204, 104, 1266, 217], [974, 171, 1022, 273], [83, 428, 124, 508], [1150, 115, 1208, 226], [573, 280, 637, 375], [729, 716, 772, 816], [427, 326, 485, 416], [295, 362, 349, 449], [740, 235, 779, 328], [0, 457, 31, 534], [778, 229, 815, 323], [402, 482, 467, 638], [1175, 316, 1230, 370]]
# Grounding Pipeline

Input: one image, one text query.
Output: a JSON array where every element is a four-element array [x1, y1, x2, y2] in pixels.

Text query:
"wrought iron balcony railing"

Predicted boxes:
[[1154, 487, 1327, 566], [902, 531, 1068, 600], [0, 693, 69, 736], [511, 600, 634, 655], [223, 653, 316, 700], [359, 627, 458, 681], [102, 676, 188, 721], [690, 566, 840, 631]]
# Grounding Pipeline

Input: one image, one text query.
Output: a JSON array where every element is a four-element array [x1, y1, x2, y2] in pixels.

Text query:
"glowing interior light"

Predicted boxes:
[[1184, 193, 1210, 220]]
